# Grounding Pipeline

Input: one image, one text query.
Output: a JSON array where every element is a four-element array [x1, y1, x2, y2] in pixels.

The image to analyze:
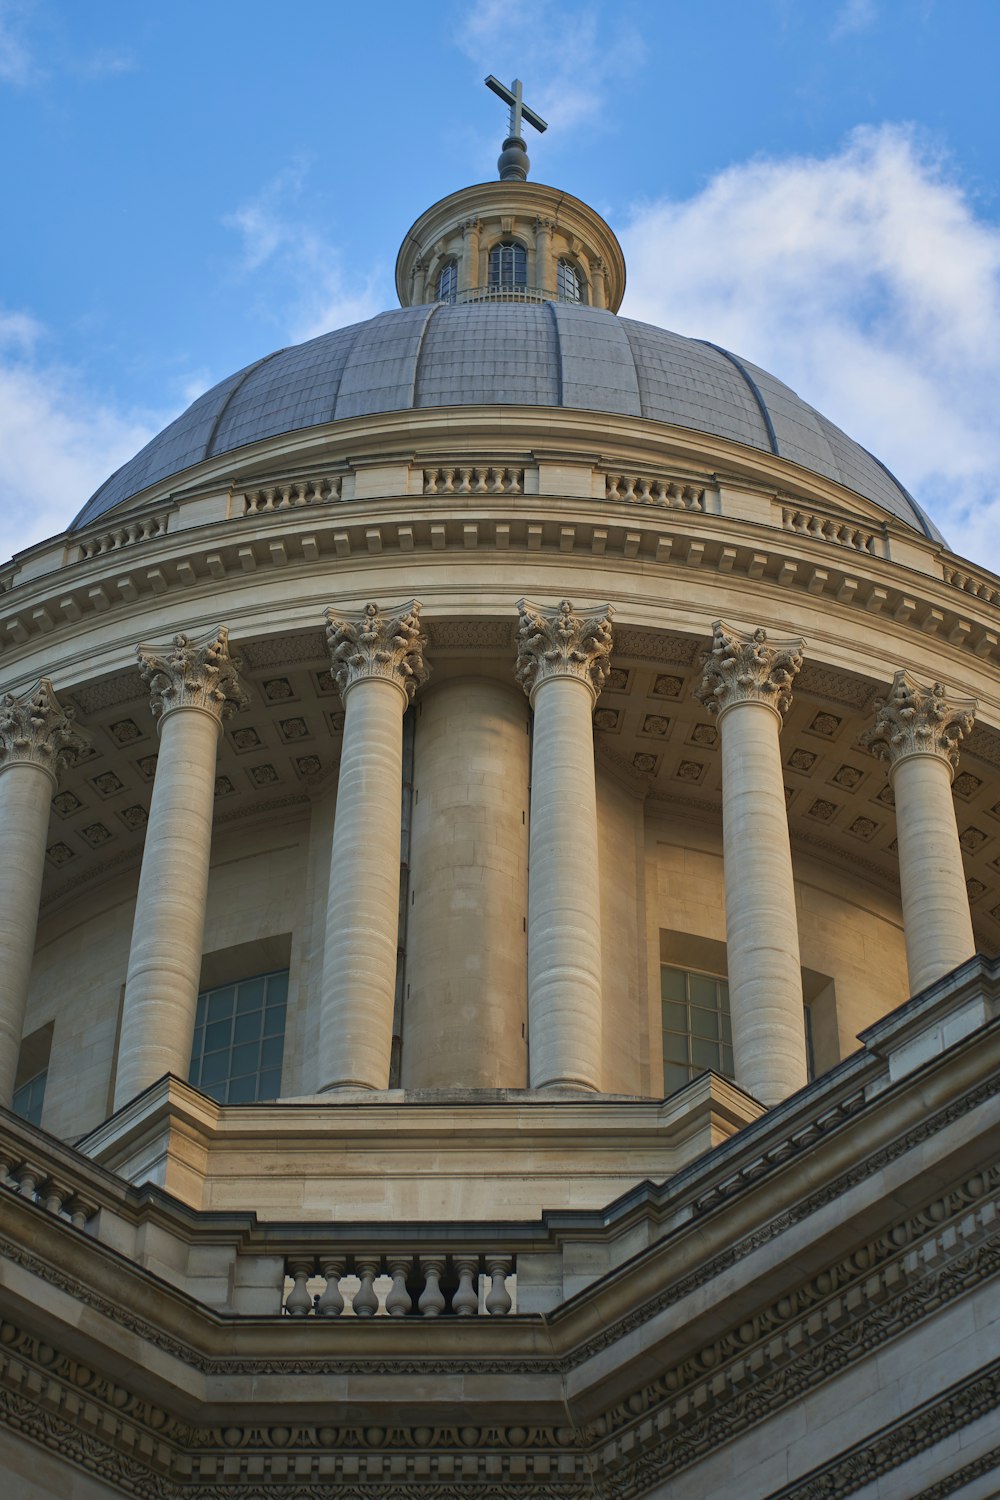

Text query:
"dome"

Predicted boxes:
[[72, 301, 942, 541]]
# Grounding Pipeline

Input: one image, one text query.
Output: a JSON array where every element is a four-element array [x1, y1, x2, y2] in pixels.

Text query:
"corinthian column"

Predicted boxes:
[[319, 601, 429, 1091], [0, 682, 91, 1107], [516, 598, 614, 1091], [862, 671, 976, 994], [696, 622, 808, 1106], [115, 628, 248, 1110]]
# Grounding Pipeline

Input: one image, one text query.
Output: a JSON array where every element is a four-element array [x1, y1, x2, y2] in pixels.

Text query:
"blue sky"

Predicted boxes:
[[3, 0, 1000, 567]]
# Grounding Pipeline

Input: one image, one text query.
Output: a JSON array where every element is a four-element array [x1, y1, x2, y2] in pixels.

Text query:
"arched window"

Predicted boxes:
[[488, 240, 528, 291], [436, 259, 458, 304], [557, 258, 583, 303]]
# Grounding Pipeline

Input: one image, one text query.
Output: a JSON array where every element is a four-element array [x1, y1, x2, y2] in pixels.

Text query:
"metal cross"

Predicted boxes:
[[484, 76, 548, 140]]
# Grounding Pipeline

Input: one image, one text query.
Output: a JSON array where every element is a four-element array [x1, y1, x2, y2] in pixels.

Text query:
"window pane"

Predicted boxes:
[[207, 987, 235, 1023], [226, 1074, 259, 1104], [662, 1063, 689, 1095], [691, 1037, 720, 1071], [258, 1068, 282, 1100], [690, 1007, 719, 1040], [266, 971, 288, 1006], [718, 981, 731, 1014], [233, 1011, 262, 1045], [721, 1044, 735, 1077], [195, 993, 207, 1028], [663, 1032, 689, 1064], [202, 1080, 226, 1103], [12, 1070, 46, 1127], [688, 973, 718, 1008], [236, 978, 265, 1015], [720, 1012, 733, 1047], [189, 1025, 205, 1062], [662, 1001, 687, 1032], [204, 1019, 231, 1053], [261, 1035, 284, 1069], [200, 1051, 230, 1086], [660, 968, 686, 1002], [263, 1005, 286, 1038]]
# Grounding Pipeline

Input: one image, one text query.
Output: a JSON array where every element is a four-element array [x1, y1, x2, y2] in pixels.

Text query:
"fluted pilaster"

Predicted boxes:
[[319, 601, 429, 1091], [696, 621, 808, 1106], [517, 599, 613, 1091], [862, 671, 977, 993], [0, 681, 91, 1107], [115, 628, 248, 1109]]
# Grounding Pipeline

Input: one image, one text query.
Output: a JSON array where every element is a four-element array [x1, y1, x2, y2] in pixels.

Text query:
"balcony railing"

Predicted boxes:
[[444, 285, 582, 306]]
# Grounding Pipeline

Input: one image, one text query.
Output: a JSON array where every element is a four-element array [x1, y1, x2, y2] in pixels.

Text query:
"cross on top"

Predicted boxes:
[[484, 76, 548, 141]]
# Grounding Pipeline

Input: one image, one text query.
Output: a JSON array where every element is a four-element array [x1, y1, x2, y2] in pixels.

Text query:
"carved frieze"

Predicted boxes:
[[514, 598, 614, 701], [861, 669, 976, 775], [0, 677, 92, 780], [137, 625, 250, 725], [324, 600, 429, 702], [695, 620, 804, 720]]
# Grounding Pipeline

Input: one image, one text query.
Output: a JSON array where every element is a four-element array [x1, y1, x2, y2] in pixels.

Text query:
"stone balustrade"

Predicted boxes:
[[0, 1142, 96, 1230], [423, 466, 524, 495], [242, 477, 341, 513], [282, 1252, 516, 1318], [76, 511, 171, 561], [780, 505, 878, 554], [604, 473, 705, 510]]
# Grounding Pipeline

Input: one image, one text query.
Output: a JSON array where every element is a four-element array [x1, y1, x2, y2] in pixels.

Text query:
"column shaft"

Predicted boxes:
[[318, 678, 407, 1090], [115, 706, 220, 1107], [527, 674, 604, 1090], [0, 763, 55, 1106], [719, 700, 808, 1104], [404, 679, 529, 1089], [892, 753, 975, 992]]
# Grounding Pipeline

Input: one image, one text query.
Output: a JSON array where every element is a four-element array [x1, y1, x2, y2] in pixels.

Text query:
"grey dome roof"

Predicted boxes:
[[73, 302, 942, 540]]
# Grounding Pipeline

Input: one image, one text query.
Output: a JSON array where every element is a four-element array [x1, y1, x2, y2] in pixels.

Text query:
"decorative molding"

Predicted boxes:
[[69, 668, 147, 714], [0, 677, 92, 780], [239, 631, 327, 672], [325, 601, 429, 702], [515, 598, 614, 701], [860, 669, 976, 775], [137, 625, 250, 725], [427, 619, 516, 650], [76, 510, 171, 563], [796, 662, 875, 711], [613, 629, 698, 667], [695, 620, 804, 721]]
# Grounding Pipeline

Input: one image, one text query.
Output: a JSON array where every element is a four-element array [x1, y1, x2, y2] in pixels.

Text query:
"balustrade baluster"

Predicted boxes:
[[68, 1195, 96, 1231], [315, 1257, 346, 1316], [484, 1256, 513, 1315], [285, 1258, 315, 1316], [353, 1258, 380, 1317], [452, 1256, 480, 1316], [417, 1256, 447, 1317], [42, 1179, 68, 1216], [17, 1162, 40, 1201], [386, 1258, 413, 1317]]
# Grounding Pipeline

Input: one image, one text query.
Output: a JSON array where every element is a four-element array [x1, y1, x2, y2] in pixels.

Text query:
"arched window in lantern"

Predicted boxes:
[[436, 259, 458, 304], [488, 240, 528, 291], [557, 258, 583, 303]]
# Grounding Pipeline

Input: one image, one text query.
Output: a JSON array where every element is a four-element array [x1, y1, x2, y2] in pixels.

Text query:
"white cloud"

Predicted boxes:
[[831, 0, 878, 39], [0, 316, 165, 561], [620, 125, 1000, 570], [457, 0, 644, 134], [0, 0, 34, 85], [224, 168, 386, 342]]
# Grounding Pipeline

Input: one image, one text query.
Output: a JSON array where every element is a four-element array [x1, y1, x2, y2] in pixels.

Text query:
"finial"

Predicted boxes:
[[484, 75, 547, 182]]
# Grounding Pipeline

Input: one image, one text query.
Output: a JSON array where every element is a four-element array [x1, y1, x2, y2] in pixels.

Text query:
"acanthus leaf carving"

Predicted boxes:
[[0, 677, 93, 781], [514, 598, 614, 702], [695, 620, 804, 721], [860, 668, 976, 776], [324, 600, 429, 703], [137, 624, 250, 725]]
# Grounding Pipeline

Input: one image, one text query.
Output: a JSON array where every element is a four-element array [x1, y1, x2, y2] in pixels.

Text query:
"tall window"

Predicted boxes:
[[436, 259, 458, 303], [661, 966, 734, 1095], [12, 1069, 47, 1126], [557, 258, 583, 303], [189, 970, 287, 1104], [488, 240, 528, 290]]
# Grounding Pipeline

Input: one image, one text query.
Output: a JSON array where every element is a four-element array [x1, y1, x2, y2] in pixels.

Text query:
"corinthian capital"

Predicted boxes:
[[138, 625, 249, 725], [0, 678, 92, 781], [515, 598, 615, 702], [325, 601, 429, 703], [695, 621, 804, 721], [861, 670, 976, 777]]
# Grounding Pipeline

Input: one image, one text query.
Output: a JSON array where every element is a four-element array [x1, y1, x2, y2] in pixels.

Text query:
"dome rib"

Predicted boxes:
[[70, 303, 940, 542]]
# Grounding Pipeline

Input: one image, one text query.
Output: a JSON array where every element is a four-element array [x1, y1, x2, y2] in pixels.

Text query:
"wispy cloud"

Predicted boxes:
[[0, 0, 35, 85], [831, 0, 878, 39], [0, 0, 137, 88], [224, 166, 387, 341], [0, 308, 165, 560], [620, 124, 1000, 568], [71, 46, 136, 80], [457, 0, 645, 133]]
